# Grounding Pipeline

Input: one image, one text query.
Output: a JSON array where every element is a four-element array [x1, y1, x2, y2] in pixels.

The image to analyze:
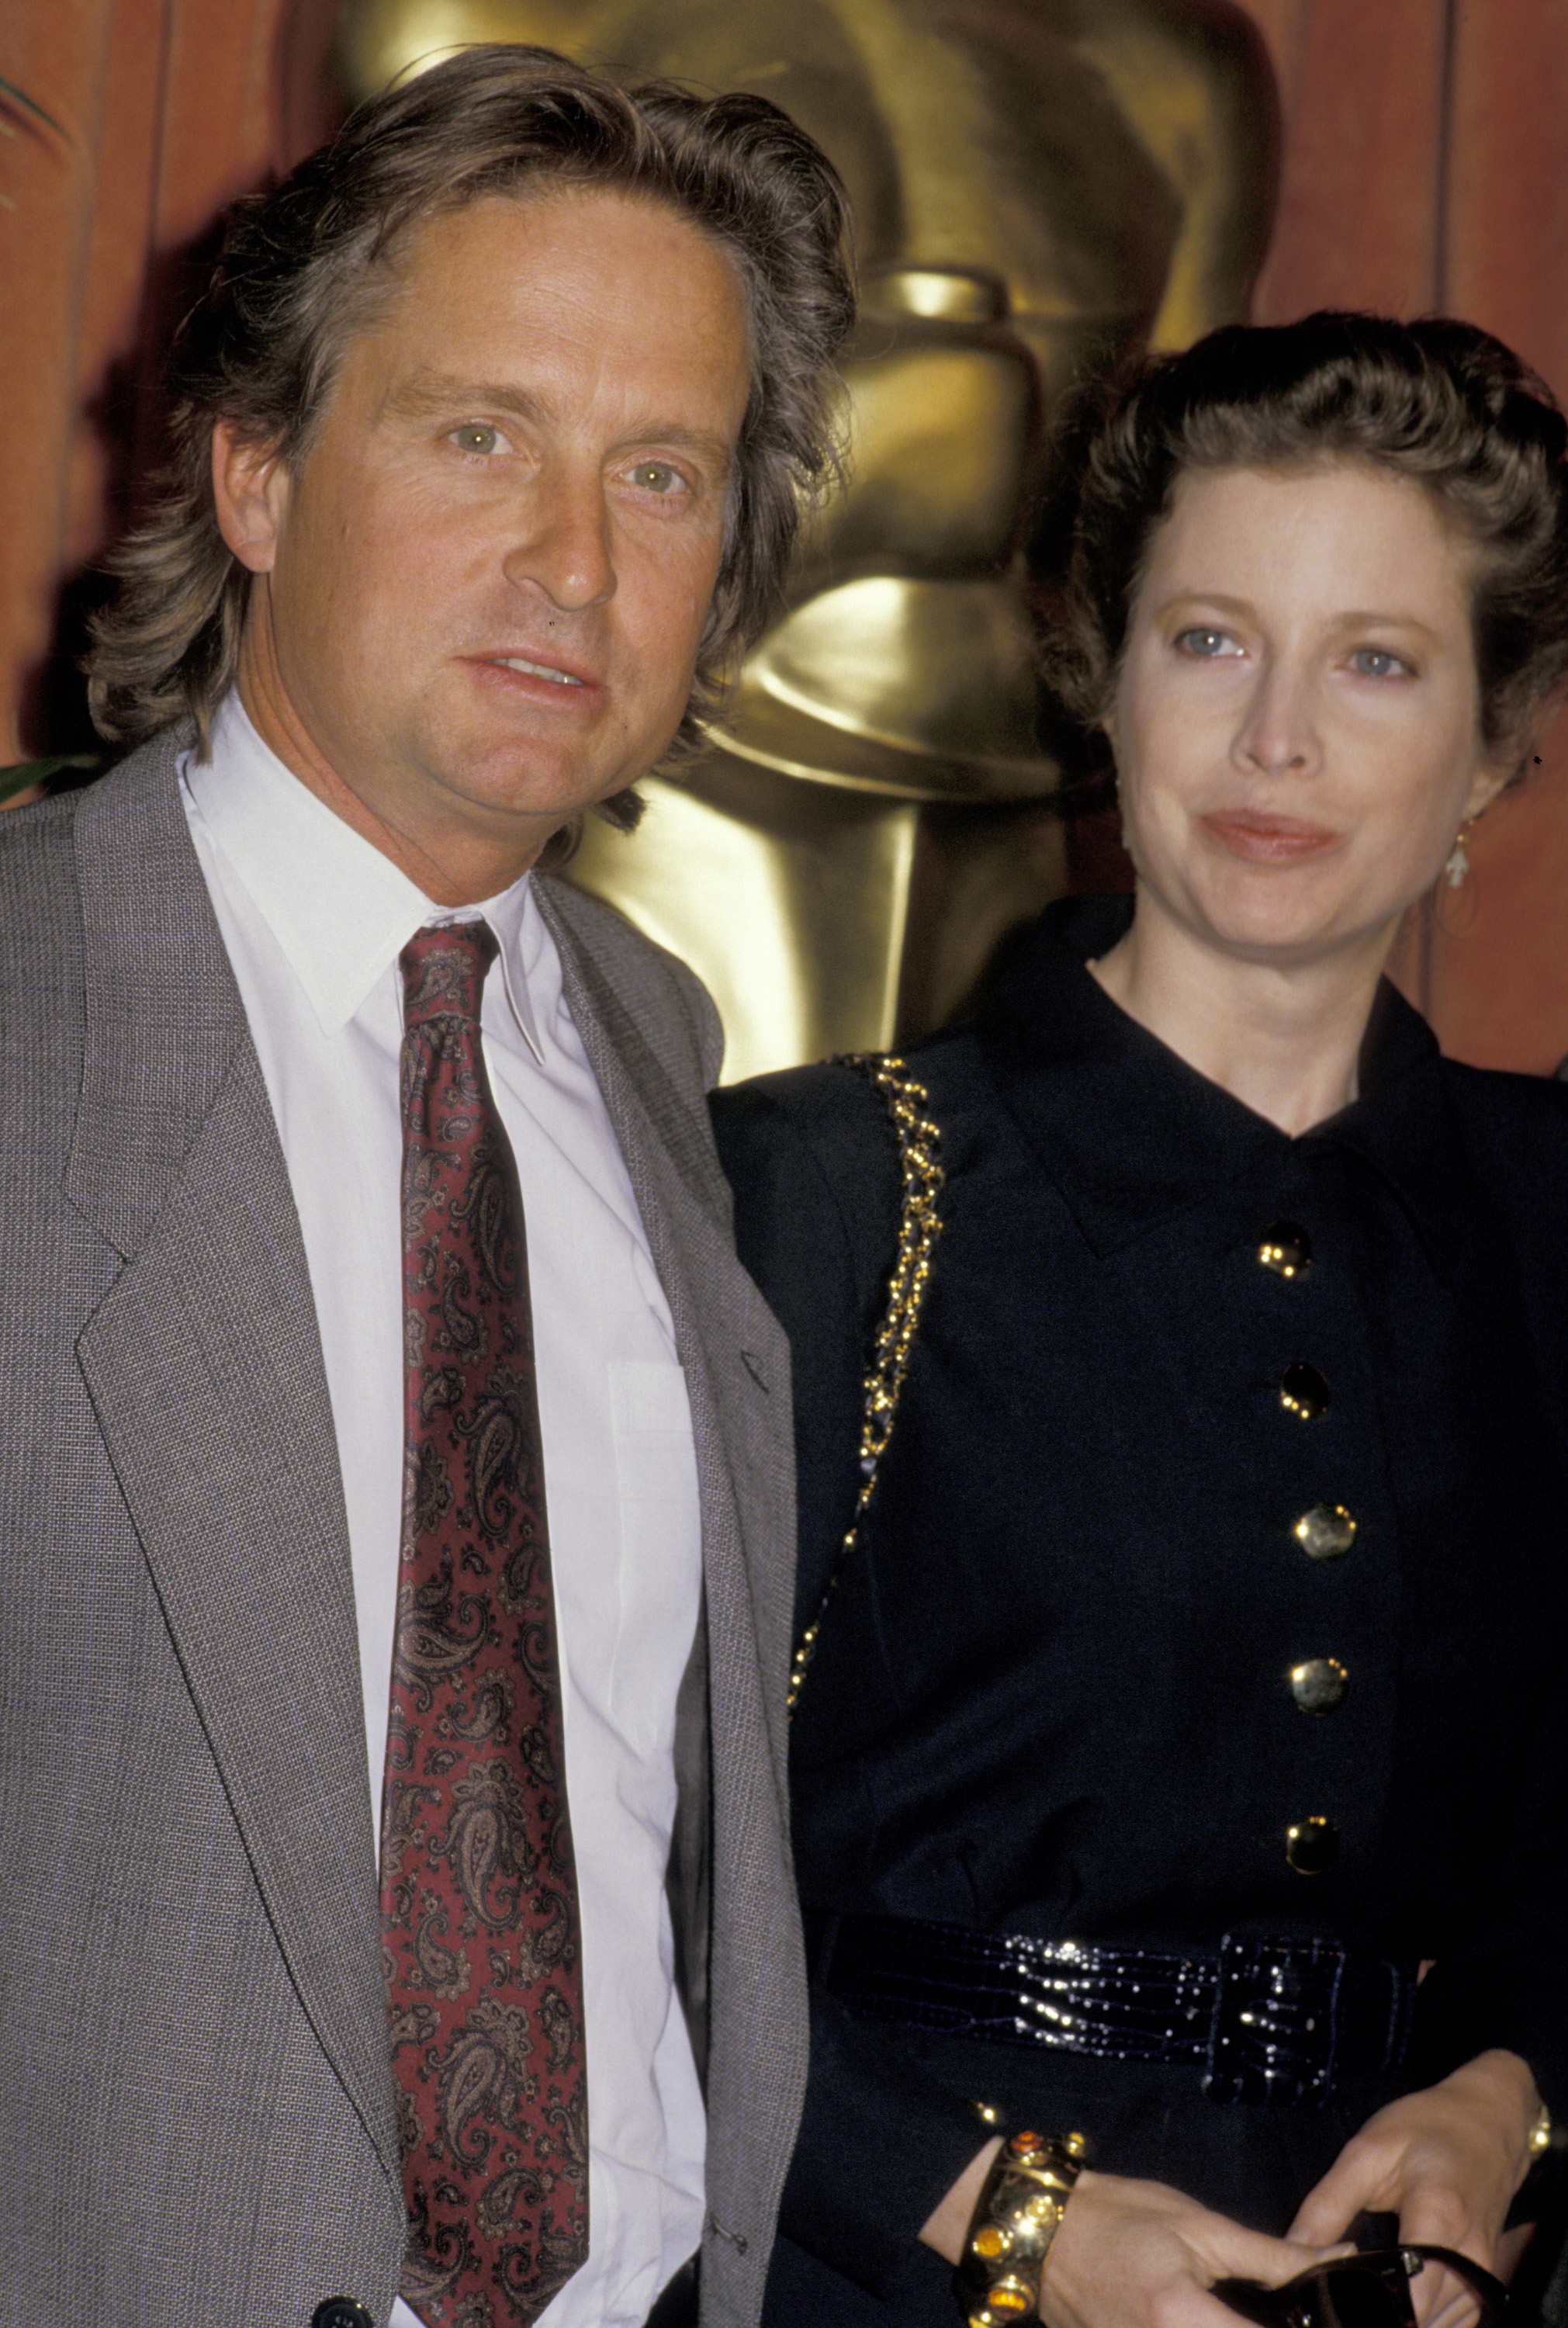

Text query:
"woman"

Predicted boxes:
[[711, 314, 1568, 2328]]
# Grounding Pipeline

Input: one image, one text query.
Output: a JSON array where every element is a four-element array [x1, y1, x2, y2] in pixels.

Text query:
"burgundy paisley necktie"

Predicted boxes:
[[381, 920, 588, 2327]]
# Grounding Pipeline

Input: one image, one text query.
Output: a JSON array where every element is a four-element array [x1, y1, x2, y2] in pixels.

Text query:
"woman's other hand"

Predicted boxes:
[[1289, 2050, 1542, 2327], [921, 2143, 1345, 2328]]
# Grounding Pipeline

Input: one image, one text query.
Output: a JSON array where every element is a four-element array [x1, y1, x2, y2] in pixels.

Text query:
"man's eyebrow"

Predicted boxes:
[[383, 370, 736, 467], [384, 372, 550, 425]]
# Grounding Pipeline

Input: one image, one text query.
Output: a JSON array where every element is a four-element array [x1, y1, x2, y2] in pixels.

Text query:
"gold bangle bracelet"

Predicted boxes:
[[1528, 2101, 1553, 2160], [953, 2129, 1089, 2327]]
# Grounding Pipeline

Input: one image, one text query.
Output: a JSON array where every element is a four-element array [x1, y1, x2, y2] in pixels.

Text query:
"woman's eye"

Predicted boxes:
[[1174, 626, 1239, 658], [1348, 646, 1410, 679], [629, 460, 682, 495], [452, 423, 504, 456]]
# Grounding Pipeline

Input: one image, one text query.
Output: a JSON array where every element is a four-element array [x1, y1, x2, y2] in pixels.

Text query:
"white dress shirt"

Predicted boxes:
[[181, 695, 706, 2328]]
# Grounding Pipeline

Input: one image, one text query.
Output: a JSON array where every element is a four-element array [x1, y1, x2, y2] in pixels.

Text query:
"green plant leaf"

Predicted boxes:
[[0, 756, 98, 804], [0, 76, 71, 145]]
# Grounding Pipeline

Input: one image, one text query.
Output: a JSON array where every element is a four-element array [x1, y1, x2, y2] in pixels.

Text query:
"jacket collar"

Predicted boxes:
[[973, 896, 1469, 1270]]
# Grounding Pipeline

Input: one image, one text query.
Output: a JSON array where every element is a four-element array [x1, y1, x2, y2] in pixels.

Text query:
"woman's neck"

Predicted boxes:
[[1087, 891, 1398, 1138]]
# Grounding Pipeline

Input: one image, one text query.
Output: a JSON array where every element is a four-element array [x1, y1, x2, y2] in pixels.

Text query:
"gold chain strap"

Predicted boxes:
[[787, 1055, 945, 1718]]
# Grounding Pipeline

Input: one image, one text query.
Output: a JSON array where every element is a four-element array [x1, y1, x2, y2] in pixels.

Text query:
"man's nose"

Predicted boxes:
[[1232, 659, 1316, 777], [502, 468, 616, 611]]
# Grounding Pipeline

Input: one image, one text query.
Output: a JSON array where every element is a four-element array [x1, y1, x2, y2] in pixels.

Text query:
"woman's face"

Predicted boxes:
[[1109, 459, 1514, 968]]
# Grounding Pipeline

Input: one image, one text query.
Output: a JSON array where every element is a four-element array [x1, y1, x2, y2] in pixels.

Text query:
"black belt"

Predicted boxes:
[[805, 1911, 1416, 2106]]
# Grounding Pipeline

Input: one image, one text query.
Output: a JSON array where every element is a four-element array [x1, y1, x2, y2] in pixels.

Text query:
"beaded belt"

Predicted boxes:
[[805, 1911, 1417, 2106]]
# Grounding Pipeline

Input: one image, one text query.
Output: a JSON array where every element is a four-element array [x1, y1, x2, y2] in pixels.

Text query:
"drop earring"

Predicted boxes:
[[1445, 819, 1475, 888]]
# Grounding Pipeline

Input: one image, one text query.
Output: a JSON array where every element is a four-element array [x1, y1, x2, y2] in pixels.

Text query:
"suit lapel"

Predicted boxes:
[[67, 740, 400, 2188]]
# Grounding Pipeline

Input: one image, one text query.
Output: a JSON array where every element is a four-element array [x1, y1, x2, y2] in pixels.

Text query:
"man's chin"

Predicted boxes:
[[429, 748, 637, 833]]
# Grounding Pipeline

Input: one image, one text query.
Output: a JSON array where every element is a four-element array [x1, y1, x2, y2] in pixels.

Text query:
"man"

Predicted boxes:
[[0, 49, 852, 2328]]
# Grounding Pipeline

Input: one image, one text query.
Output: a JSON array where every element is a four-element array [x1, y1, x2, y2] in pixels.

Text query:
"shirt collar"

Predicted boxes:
[[182, 691, 548, 1061], [972, 895, 1468, 1270]]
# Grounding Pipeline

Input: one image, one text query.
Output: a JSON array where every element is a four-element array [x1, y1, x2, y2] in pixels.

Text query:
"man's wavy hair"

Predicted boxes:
[[86, 44, 854, 832], [1045, 310, 1568, 782]]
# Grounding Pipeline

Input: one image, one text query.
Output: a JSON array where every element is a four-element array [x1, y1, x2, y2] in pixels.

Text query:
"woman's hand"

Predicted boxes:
[[921, 2051, 1542, 2328], [1039, 2169, 1343, 2328], [1288, 2050, 1542, 2328], [921, 2143, 1345, 2328]]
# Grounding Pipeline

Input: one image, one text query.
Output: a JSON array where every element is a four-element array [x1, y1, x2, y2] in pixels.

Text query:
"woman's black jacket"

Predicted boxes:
[[711, 896, 1568, 2325]]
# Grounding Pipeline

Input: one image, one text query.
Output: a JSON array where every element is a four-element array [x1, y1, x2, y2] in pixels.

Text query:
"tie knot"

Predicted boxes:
[[400, 920, 500, 1029]]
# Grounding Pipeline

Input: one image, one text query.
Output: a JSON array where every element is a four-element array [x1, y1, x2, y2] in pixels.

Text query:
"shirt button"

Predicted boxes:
[[1285, 1816, 1339, 1874], [1279, 1361, 1331, 1420], [1289, 1656, 1349, 1713], [1294, 1503, 1356, 1560], [311, 2304, 374, 2328], [1258, 1221, 1313, 1278]]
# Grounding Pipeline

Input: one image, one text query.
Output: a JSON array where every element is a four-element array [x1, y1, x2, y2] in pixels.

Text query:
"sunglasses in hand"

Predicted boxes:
[[1214, 2246, 1508, 2328]]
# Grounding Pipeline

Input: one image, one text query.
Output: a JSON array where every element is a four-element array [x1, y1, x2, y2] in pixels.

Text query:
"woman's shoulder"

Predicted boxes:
[[711, 1038, 978, 1336], [712, 1038, 970, 1159], [710, 1055, 891, 1160], [713, 1058, 913, 1311], [1435, 1054, 1568, 1210], [1438, 1052, 1568, 1143]]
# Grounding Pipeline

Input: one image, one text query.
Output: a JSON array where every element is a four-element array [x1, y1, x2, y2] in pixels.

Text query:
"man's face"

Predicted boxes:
[[217, 189, 753, 887]]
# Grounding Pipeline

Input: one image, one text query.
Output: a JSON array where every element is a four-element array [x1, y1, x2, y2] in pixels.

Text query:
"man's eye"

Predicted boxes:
[[1174, 626, 1239, 658], [629, 460, 681, 494], [452, 423, 504, 456], [1348, 647, 1409, 679]]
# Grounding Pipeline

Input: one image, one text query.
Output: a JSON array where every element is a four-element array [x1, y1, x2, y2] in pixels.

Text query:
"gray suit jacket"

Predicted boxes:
[[0, 730, 805, 2326]]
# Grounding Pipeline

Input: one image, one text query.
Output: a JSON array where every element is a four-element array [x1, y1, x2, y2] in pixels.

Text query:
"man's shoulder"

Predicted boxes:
[[0, 783, 89, 977], [0, 733, 186, 912], [0, 732, 211, 1099], [0, 737, 199, 1161], [535, 868, 713, 1010], [0, 790, 93, 1186], [535, 869, 725, 1092]]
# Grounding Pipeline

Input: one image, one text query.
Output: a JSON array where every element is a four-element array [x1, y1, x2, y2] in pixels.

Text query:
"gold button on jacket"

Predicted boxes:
[[1259, 1221, 1313, 1279], [1294, 1505, 1357, 1561], [1286, 1817, 1341, 1876], [1289, 1658, 1350, 1715], [1279, 1361, 1331, 1421]]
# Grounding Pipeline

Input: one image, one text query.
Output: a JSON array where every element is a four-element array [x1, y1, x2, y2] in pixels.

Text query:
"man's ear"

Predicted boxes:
[[212, 421, 289, 573]]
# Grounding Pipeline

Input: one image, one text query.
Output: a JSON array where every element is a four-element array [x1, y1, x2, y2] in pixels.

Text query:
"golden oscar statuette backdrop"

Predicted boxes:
[[331, 0, 1277, 1077]]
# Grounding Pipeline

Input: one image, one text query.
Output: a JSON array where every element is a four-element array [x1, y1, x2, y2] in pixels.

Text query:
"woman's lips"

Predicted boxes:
[[1200, 810, 1341, 862]]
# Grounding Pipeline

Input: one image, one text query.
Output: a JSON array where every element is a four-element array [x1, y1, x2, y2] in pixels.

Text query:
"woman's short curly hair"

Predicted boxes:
[[1047, 310, 1568, 779], [86, 43, 854, 829]]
